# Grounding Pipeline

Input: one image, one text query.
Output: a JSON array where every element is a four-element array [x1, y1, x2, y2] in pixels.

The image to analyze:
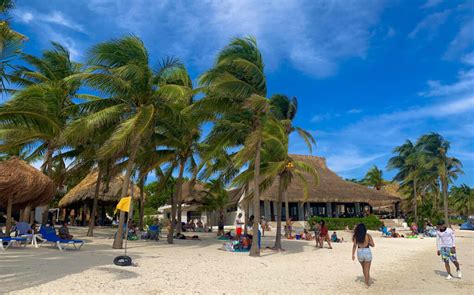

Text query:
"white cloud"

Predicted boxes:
[[73, 0, 387, 77], [462, 51, 474, 66], [419, 69, 474, 97], [421, 0, 443, 9], [325, 150, 385, 173], [14, 9, 84, 32], [408, 10, 450, 39], [445, 20, 474, 59], [347, 109, 363, 114]]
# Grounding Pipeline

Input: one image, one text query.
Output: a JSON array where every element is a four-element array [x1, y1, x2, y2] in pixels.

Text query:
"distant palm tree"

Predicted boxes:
[[387, 140, 428, 223], [362, 165, 385, 190], [417, 133, 463, 224], [65, 35, 191, 248], [450, 184, 472, 218], [200, 179, 230, 236]]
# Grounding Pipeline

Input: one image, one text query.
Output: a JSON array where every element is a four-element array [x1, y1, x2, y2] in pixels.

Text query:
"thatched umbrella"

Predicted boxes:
[[0, 157, 55, 233], [59, 171, 141, 208]]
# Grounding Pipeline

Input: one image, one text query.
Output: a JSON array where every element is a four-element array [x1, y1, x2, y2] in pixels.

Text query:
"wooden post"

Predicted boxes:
[[6, 196, 13, 235]]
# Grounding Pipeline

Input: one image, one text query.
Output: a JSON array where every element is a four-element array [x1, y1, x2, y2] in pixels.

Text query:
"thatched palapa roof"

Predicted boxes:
[[244, 154, 401, 207], [0, 157, 55, 208], [59, 170, 140, 208], [176, 181, 243, 207]]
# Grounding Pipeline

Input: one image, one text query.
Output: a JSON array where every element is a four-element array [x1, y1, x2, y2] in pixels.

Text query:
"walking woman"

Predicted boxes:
[[319, 220, 332, 249], [352, 223, 375, 287]]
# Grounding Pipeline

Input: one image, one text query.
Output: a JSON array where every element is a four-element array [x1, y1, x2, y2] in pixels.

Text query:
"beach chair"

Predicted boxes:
[[0, 237, 27, 251], [38, 226, 84, 252], [381, 226, 391, 237], [14, 222, 31, 236]]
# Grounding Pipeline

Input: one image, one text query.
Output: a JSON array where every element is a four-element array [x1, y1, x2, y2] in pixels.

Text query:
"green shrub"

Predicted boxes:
[[449, 218, 465, 225], [307, 215, 383, 230]]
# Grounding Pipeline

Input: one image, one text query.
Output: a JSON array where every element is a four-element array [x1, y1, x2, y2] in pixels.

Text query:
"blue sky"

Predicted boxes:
[[9, 0, 474, 185]]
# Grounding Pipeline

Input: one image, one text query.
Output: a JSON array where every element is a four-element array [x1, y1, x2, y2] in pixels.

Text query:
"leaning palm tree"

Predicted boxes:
[[0, 42, 82, 222], [417, 133, 463, 225], [362, 165, 385, 190], [64, 35, 192, 248], [199, 36, 268, 257]]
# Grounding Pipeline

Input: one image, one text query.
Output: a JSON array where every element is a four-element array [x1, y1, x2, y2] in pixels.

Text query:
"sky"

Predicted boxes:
[[8, 0, 474, 185]]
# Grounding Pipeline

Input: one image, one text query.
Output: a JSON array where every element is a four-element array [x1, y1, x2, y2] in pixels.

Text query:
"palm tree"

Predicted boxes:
[[0, 0, 25, 92], [200, 179, 230, 236], [362, 165, 385, 190], [64, 35, 191, 248], [450, 184, 472, 218], [0, 42, 82, 223], [387, 140, 427, 223], [233, 117, 318, 251], [269, 94, 315, 231], [199, 36, 268, 257], [417, 133, 463, 225]]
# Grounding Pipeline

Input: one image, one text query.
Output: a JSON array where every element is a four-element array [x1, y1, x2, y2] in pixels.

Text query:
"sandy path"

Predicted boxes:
[[1, 227, 473, 294]]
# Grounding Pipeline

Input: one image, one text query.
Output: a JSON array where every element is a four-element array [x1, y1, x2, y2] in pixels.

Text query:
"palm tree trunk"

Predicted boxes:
[[273, 175, 284, 251], [112, 137, 140, 249], [249, 136, 262, 257], [5, 195, 13, 235], [413, 178, 418, 223], [442, 178, 449, 225], [138, 177, 145, 230], [41, 145, 55, 225], [177, 158, 187, 234], [168, 159, 185, 244], [87, 166, 103, 237], [284, 191, 290, 237], [244, 183, 249, 235]]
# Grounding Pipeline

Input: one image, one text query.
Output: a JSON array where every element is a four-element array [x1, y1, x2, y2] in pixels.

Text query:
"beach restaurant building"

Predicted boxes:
[[163, 155, 401, 224], [241, 155, 402, 221]]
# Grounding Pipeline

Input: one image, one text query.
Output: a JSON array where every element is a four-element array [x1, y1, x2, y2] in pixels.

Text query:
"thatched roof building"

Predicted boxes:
[[59, 170, 140, 208], [174, 181, 242, 207], [0, 157, 55, 233], [0, 157, 55, 209], [243, 155, 401, 220], [244, 154, 400, 206]]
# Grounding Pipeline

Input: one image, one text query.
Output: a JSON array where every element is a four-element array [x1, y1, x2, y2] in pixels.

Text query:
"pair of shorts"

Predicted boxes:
[[440, 247, 457, 262], [357, 248, 372, 262]]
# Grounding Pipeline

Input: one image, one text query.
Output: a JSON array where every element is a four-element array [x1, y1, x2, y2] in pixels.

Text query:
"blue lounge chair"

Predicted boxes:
[[0, 237, 27, 251], [38, 226, 84, 251]]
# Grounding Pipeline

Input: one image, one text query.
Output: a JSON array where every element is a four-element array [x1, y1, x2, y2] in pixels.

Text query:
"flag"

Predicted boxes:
[[115, 196, 131, 213]]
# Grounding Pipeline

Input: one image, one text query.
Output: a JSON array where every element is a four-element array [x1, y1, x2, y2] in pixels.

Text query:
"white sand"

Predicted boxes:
[[1, 227, 473, 294]]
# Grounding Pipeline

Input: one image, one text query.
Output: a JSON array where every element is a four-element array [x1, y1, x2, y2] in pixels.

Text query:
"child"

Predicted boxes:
[[331, 231, 343, 243], [436, 220, 462, 280]]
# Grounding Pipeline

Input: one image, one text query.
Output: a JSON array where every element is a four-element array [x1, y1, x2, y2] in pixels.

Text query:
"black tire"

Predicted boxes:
[[113, 255, 132, 266]]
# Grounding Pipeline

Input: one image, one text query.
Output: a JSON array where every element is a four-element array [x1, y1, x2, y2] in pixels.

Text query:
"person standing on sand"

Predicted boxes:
[[436, 220, 462, 280], [319, 220, 332, 249], [314, 222, 322, 247], [352, 223, 374, 288], [235, 213, 244, 236]]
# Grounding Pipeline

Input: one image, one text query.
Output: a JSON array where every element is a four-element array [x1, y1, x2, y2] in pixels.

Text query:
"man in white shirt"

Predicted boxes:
[[235, 213, 244, 235], [436, 220, 462, 280]]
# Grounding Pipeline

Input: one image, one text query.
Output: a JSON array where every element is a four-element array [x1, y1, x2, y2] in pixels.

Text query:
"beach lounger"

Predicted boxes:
[[146, 225, 160, 241], [38, 226, 84, 252], [0, 237, 27, 251]]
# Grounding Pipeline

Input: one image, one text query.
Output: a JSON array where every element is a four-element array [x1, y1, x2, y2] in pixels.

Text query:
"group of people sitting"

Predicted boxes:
[[379, 220, 438, 238], [182, 219, 205, 232], [0, 220, 73, 240]]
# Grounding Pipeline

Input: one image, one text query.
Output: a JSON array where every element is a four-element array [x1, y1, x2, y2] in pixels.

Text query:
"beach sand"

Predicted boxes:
[[1, 227, 473, 294]]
